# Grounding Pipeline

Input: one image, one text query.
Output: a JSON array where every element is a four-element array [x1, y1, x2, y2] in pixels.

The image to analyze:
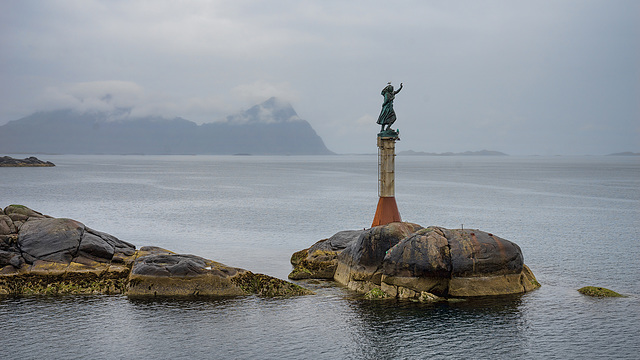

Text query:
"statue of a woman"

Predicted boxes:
[[377, 82, 403, 132]]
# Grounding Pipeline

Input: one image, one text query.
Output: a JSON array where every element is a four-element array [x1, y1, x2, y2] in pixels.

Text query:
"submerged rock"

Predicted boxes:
[[293, 222, 541, 300], [0, 205, 311, 297], [578, 286, 624, 297]]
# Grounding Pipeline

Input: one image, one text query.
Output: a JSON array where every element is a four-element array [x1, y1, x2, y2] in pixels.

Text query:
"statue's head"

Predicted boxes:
[[382, 82, 394, 94]]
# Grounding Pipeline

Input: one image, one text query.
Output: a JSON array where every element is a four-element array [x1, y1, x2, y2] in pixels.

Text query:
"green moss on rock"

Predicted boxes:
[[231, 271, 313, 297], [8, 204, 28, 209], [288, 267, 314, 280], [0, 272, 129, 295], [288, 257, 337, 280], [365, 287, 388, 299], [418, 291, 443, 303], [290, 249, 308, 266], [578, 286, 625, 297]]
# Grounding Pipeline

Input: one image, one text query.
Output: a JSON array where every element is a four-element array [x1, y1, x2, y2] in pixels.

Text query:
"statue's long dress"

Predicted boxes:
[[377, 92, 396, 127]]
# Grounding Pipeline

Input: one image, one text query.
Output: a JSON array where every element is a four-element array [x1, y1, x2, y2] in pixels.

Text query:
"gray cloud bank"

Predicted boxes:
[[1, 0, 638, 155]]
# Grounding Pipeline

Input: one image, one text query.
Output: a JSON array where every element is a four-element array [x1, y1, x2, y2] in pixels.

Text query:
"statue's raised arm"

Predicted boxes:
[[394, 83, 403, 95], [377, 82, 403, 133]]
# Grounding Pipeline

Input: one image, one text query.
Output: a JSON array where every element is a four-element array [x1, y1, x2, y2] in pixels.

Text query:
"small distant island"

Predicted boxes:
[[607, 152, 640, 156], [0, 156, 55, 167], [399, 149, 508, 156]]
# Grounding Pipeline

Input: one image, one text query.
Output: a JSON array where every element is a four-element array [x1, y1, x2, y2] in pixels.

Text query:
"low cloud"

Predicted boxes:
[[231, 80, 299, 107], [36, 81, 238, 123], [40, 81, 144, 116], [33, 80, 304, 124]]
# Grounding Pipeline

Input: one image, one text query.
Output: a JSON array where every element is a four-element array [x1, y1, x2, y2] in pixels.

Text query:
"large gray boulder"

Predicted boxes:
[[381, 227, 539, 298], [333, 222, 423, 293], [15, 217, 136, 266], [18, 218, 84, 264], [82, 227, 136, 263]]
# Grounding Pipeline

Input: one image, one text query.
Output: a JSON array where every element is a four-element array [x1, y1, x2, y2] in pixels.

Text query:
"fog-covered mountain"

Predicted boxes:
[[0, 97, 333, 155]]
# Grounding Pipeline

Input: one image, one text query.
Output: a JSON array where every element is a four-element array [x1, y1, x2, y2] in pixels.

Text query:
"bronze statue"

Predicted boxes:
[[377, 82, 403, 132]]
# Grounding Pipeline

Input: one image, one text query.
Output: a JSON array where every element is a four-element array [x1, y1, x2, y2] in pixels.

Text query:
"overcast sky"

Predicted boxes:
[[1, 0, 638, 155]]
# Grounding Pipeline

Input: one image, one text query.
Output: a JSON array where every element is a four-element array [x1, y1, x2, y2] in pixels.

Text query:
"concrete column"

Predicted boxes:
[[378, 136, 396, 197], [372, 135, 401, 227]]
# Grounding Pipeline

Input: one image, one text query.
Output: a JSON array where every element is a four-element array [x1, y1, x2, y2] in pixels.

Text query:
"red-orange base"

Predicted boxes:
[[371, 196, 402, 227]]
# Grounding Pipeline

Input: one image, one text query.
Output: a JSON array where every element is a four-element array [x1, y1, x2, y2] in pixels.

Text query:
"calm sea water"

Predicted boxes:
[[1, 155, 639, 359]]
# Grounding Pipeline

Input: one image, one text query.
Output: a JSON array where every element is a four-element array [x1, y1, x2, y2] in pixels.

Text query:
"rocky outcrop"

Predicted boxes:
[[292, 222, 540, 300], [0, 205, 311, 297], [289, 229, 363, 280], [128, 247, 310, 297], [1, 205, 137, 295], [0, 156, 54, 167]]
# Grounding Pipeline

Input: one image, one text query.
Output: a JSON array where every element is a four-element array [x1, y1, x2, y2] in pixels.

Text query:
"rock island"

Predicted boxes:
[[0, 156, 55, 167], [290, 222, 540, 300], [0, 205, 310, 297]]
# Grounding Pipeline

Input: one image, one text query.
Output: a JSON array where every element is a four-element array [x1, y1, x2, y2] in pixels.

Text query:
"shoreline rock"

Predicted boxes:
[[0, 156, 55, 167], [0, 205, 311, 297], [291, 222, 541, 300], [289, 229, 363, 280]]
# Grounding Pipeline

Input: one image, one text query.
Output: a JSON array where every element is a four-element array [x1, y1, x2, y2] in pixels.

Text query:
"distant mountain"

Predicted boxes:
[[399, 149, 508, 156], [0, 97, 333, 155]]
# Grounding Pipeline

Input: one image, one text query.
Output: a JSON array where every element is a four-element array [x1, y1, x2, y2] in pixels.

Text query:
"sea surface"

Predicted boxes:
[[1, 155, 638, 359]]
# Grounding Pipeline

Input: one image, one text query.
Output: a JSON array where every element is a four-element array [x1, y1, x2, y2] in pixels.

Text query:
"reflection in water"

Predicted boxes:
[[2, 282, 640, 359], [346, 294, 527, 359]]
